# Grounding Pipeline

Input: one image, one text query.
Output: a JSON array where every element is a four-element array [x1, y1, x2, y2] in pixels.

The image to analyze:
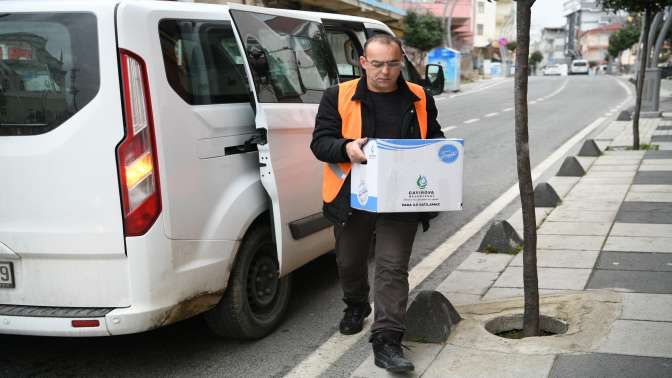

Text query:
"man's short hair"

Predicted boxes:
[[363, 33, 403, 57]]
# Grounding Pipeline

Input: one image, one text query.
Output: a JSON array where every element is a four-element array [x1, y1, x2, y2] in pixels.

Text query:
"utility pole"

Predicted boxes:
[[442, 0, 459, 48]]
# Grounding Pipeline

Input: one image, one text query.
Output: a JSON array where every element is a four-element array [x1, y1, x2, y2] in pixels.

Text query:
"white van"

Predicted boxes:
[[0, 0, 440, 338], [570, 59, 589, 75]]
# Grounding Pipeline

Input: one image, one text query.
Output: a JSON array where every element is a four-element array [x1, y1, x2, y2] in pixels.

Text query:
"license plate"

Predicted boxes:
[[0, 261, 15, 288]]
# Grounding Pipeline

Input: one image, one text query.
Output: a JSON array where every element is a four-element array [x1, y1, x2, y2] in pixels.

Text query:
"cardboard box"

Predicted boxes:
[[350, 138, 463, 213]]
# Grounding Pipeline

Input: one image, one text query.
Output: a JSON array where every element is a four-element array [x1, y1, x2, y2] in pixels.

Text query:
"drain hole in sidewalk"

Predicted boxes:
[[485, 314, 568, 339]]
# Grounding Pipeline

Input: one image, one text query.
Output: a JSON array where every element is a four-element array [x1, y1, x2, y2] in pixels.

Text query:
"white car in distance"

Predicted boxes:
[[570, 59, 590, 75], [543, 64, 562, 76]]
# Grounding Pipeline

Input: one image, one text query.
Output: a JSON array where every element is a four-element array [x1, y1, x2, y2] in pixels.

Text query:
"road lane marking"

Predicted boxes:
[[441, 126, 457, 132], [284, 75, 633, 378], [530, 100, 538, 104], [464, 118, 479, 124], [502, 107, 513, 112], [436, 78, 511, 101], [485, 112, 499, 118]]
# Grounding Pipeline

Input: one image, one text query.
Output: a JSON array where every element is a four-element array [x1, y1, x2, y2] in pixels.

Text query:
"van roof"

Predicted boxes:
[[4, 0, 392, 33]]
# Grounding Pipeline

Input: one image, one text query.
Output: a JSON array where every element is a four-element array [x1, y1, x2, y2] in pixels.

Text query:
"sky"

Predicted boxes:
[[529, 0, 565, 42], [531, 0, 565, 29]]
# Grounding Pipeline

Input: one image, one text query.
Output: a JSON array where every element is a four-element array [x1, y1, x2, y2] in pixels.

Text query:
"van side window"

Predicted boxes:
[[230, 11, 338, 104], [0, 13, 99, 136], [325, 31, 363, 82], [159, 20, 250, 105]]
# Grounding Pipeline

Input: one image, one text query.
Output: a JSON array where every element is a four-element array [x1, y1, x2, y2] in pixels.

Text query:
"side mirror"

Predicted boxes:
[[425, 64, 444, 95]]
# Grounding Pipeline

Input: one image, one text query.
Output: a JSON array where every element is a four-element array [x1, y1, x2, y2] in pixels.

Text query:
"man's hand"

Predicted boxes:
[[345, 138, 368, 163]]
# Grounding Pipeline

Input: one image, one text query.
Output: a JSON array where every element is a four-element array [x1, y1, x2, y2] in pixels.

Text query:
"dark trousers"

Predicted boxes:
[[334, 210, 418, 334]]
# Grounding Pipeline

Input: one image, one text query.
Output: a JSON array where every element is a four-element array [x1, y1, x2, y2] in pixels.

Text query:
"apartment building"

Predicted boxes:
[[563, 0, 626, 59], [579, 23, 621, 64], [540, 26, 568, 66]]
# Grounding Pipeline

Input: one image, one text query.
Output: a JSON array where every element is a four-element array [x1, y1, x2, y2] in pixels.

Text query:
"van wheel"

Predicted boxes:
[[205, 227, 292, 339]]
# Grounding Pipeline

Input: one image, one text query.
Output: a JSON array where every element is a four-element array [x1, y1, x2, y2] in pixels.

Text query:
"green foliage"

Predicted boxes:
[[403, 11, 444, 53], [608, 23, 640, 57], [530, 51, 543, 65], [506, 41, 518, 51], [597, 0, 672, 13]]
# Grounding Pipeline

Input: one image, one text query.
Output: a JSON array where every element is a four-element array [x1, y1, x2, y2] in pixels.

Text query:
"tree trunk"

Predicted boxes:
[[647, 11, 664, 67], [635, 16, 646, 77], [634, 9, 654, 150], [652, 7, 672, 68], [515, 0, 539, 337]]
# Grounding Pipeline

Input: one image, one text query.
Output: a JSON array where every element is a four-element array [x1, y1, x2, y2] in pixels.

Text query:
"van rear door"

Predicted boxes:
[[229, 5, 338, 275], [0, 1, 129, 308]]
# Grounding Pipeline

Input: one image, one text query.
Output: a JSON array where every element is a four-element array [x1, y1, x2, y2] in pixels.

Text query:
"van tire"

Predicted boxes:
[[204, 226, 292, 339]]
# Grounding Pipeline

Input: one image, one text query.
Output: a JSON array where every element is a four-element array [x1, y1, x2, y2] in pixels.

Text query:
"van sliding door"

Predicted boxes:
[[229, 5, 338, 276]]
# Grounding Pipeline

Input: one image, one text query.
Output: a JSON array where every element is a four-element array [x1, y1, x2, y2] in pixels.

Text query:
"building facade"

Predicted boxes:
[[563, 0, 626, 59], [495, 0, 516, 44], [540, 27, 568, 66], [474, 0, 497, 48], [401, 0, 475, 51], [579, 23, 621, 64]]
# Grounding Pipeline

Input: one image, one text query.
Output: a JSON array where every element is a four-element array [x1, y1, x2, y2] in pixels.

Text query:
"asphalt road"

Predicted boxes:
[[1, 75, 630, 378]]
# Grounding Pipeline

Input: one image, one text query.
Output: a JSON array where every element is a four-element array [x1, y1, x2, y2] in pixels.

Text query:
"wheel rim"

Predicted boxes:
[[247, 248, 280, 316]]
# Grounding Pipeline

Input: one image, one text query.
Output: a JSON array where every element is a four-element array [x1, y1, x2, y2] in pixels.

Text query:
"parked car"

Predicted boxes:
[[570, 59, 590, 75], [0, 0, 443, 338], [543, 64, 562, 76]]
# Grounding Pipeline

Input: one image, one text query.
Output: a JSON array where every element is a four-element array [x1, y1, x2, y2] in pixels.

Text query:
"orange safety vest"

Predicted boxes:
[[322, 78, 428, 203]]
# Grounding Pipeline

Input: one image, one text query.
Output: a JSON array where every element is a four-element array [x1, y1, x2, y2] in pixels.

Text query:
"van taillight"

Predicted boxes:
[[117, 49, 161, 237]]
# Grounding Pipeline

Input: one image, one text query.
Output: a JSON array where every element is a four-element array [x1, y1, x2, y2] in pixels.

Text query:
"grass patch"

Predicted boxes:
[[483, 244, 522, 255], [606, 144, 659, 151], [641, 144, 660, 150]]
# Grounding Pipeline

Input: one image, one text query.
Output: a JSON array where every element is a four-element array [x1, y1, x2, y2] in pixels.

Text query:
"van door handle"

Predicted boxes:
[[246, 129, 267, 146], [223, 130, 267, 156]]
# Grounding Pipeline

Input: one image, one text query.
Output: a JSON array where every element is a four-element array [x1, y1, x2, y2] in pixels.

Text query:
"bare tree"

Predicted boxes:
[[599, 0, 672, 150], [634, 9, 653, 150], [513, 0, 539, 337]]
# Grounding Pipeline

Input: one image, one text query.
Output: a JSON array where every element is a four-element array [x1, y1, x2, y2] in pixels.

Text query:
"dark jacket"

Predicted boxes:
[[310, 76, 445, 230]]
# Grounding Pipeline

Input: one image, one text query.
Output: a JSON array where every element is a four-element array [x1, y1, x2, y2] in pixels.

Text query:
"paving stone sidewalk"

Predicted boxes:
[[351, 117, 672, 377]]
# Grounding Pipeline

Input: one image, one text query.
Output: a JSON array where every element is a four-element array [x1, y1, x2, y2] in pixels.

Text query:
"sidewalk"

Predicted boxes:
[[351, 111, 672, 376]]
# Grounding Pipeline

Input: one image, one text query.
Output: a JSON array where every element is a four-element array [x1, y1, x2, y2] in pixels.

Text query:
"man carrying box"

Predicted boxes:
[[310, 34, 445, 373]]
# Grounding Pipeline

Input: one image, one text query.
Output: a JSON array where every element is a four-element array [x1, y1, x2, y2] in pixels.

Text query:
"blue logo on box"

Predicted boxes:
[[438, 144, 459, 164]]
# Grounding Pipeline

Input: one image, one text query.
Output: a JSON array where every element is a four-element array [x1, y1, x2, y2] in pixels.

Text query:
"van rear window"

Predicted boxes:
[[0, 13, 99, 136]]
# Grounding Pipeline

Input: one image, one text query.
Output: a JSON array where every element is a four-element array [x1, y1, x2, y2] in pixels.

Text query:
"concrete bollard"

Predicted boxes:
[[557, 156, 586, 177], [477, 220, 523, 254], [404, 291, 461, 343], [578, 139, 602, 157], [617, 110, 631, 121], [534, 182, 562, 207]]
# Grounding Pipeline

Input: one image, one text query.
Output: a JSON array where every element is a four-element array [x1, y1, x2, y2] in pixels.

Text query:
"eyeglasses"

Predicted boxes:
[[364, 57, 403, 69]]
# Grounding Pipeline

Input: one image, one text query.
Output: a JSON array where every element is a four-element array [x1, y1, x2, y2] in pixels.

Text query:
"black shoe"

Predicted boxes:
[[339, 303, 372, 335], [371, 332, 415, 373]]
